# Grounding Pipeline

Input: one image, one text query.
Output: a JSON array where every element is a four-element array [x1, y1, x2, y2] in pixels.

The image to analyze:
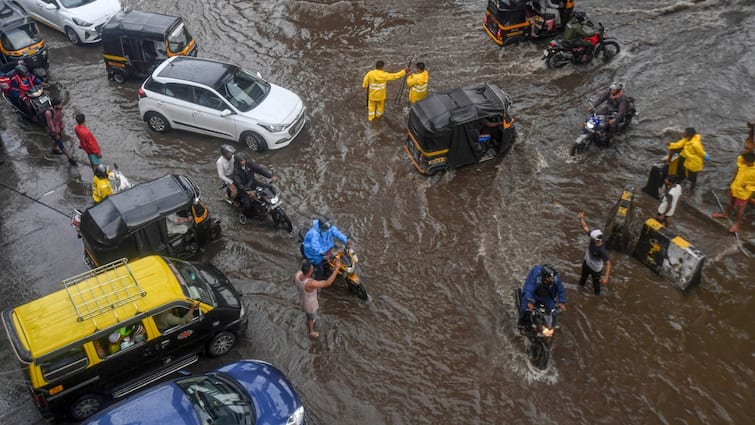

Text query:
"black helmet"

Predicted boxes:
[[573, 11, 587, 22], [318, 217, 332, 232], [94, 164, 108, 178], [220, 144, 236, 157], [540, 264, 557, 283], [609, 82, 623, 91], [14, 64, 28, 76]]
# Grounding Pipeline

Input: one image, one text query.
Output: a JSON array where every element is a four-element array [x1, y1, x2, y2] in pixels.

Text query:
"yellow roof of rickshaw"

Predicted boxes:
[[9, 256, 186, 360]]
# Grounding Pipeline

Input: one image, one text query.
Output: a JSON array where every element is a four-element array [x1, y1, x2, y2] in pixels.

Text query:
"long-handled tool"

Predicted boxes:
[[712, 191, 751, 257]]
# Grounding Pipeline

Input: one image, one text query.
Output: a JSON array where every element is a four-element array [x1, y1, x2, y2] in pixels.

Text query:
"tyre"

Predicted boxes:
[[546, 53, 570, 69], [206, 331, 237, 357], [70, 394, 104, 421], [570, 134, 590, 156], [64, 27, 81, 45], [529, 339, 550, 370], [241, 132, 267, 152], [347, 277, 368, 301], [145, 112, 171, 133], [112, 70, 126, 84], [272, 209, 293, 233], [594, 41, 620, 63]]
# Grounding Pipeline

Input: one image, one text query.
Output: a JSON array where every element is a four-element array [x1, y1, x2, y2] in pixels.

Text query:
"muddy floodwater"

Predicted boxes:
[[1, 0, 754, 424]]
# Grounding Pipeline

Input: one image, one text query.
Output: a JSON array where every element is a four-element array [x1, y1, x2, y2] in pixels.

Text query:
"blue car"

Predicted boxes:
[[83, 360, 305, 425]]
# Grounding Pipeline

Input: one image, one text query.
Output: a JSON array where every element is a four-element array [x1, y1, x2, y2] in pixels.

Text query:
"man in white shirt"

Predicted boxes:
[[657, 175, 682, 227], [217, 145, 238, 205]]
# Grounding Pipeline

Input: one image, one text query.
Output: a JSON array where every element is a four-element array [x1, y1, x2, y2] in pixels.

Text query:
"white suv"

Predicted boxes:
[[14, 0, 121, 44], [137, 56, 306, 152]]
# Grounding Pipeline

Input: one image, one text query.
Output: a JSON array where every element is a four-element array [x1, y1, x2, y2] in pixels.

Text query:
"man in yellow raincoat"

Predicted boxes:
[[92, 164, 113, 203], [362, 61, 407, 121], [406, 62, 428, 105], [668, 127, 707, 193], [712, 152, 755, 234]]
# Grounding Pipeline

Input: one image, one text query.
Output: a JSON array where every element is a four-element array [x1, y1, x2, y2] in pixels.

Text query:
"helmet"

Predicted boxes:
[[573, 11, 587, 23], [220, 144, 236, 157], [235, 151, 248, 163], [540, 264, 557, 283], [14, 64, 27, 76], [94, 164, 108, 178], [318, 217, 332, 232], [609, 82, 623, 91]]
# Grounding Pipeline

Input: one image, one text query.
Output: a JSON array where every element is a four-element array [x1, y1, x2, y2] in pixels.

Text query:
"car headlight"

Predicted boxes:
[[286, 406, 304, 425], [72, 17, 93, 27], [259, 123, 287, 133]]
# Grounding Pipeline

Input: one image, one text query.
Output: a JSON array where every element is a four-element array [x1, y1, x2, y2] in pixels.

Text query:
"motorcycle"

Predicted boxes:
[[514, 288, 559, 370], [570, 99, 637, 156], [298, 228, 368, 301], [224, 183, 292, 232], [1, 83, 52, 126], [543, 22, 620, 69]]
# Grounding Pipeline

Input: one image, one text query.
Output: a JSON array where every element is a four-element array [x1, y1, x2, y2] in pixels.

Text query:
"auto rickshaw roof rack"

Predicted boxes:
[[61, 258, 146, 322]]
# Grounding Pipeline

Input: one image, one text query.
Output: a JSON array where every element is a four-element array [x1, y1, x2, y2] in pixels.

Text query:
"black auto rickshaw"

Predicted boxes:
[[483, 0, 575, 46], [72, 174, 221, 268], [0, 0, 48, 76], [101, 10, 197, 83], [404, 84, 517, 175]]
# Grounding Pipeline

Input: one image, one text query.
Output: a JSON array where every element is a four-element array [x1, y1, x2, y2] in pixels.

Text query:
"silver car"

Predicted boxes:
[[14, 0, 121, 44], [137, 56, 307, 152]]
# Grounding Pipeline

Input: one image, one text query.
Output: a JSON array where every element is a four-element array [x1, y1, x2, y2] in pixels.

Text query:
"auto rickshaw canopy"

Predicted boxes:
[[0, 1, 41, 50], [102, 9, 184, 47], [408, 83, 512, 169], [79, 174, 198, 247]]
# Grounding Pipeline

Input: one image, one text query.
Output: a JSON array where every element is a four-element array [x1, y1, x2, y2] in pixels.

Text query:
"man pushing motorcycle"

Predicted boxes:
[[589, 82, 630, 146], [302, 217, 350, 280], [517, 264, 567, 332]]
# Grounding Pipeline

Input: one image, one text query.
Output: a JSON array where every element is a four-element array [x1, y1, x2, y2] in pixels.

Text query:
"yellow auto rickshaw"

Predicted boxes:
[[483, 0, 575, 46], [101, 10, 197, 83], [0, 1, 48, 76]]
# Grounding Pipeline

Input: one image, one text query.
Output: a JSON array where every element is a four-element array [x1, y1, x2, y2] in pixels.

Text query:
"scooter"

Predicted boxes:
[[298, 228, 368, 301], [1, 83, 52, 126], [570, 99, 636, 156], [223, 183, 292, 232], [514, 288, 559, 370]]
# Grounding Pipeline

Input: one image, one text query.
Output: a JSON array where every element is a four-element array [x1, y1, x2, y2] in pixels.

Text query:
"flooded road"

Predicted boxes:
[[1, 0, 754, 423]]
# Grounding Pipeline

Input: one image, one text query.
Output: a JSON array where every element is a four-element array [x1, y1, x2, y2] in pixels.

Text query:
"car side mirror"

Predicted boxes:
[[45, 3, 58, 10], [220, 109, 233, 117]]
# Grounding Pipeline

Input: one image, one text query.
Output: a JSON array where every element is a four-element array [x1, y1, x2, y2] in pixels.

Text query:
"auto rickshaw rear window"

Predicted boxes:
[[2, 24, 40, 50], [39, 346, 88, 383], [167, 22, 190, 52]]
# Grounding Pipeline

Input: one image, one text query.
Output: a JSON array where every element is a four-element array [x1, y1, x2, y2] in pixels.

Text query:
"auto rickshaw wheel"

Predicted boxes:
[[145, 112, 171, 133], [64, 27, 81, 45], [112, 70, 126, 84], [241, 131, 267, 152]]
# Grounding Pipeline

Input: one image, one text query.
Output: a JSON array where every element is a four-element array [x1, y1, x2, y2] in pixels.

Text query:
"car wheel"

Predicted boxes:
[[206, 331, 236, 357], [65, 27, 82, 45], [112, 70, 127, 84], [241, 132, 267, 152], [145, 112, 171, 133], [70, 394, 104, 421]]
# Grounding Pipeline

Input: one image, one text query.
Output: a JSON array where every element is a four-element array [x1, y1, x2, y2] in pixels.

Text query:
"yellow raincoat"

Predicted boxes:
[[362, 68, 406, 120], [406, 70, 429, 104], [668, 133, 706, 172], [730, 155, 755, 201], [92, 174, 113, 203]]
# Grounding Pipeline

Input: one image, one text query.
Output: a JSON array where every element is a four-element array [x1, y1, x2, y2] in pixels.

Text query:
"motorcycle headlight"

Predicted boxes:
[[72, 17, 93, 27], [269, 194, 279, 204], [585, 121, 596, 130], [259, 123, 287, 133], [286, 406, 304, 425], [542, 327, 554, 337]]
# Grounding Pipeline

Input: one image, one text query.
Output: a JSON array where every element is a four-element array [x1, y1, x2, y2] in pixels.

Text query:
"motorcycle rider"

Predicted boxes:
[[302, 217, 350, 280], [92, 164, 113, 204], [9, 64, 45, 116], [588, 82, 629, 145], [517, 264, 567, 331], [216, 144, 238, 205], [562, 11, 594, 62], [232, 151, 278, 224]]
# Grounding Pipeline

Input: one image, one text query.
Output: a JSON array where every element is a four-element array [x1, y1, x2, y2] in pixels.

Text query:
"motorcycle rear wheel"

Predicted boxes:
[[271, 208, 293, 233], [529, 339, 550, 370], [546, 54, 570, 69], [594, 41, 620, 63]]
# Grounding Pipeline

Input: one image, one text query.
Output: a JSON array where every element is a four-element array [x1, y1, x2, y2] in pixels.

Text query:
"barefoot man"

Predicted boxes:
[[294, 259, 340, 337]]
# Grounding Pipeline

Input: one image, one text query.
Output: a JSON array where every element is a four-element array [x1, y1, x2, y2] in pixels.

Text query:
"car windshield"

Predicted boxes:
[[177, 375, 253, 425], [216, 69, 270, 112], [2, 24, 41, 50], [60, 0, 96, 8], [167, 22, 191, 54], [167, 259, 216, 306]]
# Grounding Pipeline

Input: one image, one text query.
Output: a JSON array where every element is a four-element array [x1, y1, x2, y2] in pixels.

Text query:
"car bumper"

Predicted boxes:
[[268, 107, 307, 150]]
